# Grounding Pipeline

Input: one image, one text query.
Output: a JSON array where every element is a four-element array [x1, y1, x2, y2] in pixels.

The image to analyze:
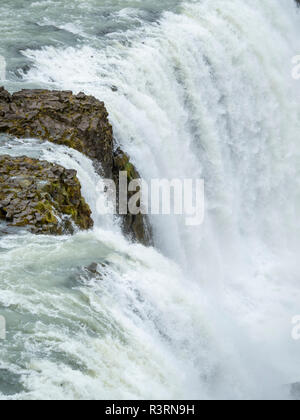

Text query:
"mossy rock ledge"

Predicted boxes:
[[0, 155, 93, 235], [0, 87, 152, 245]]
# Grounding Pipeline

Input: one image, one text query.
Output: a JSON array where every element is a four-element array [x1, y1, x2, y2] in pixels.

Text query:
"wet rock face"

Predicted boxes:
[[0, 87, 152, 245], [113, 148, 152, 246], [0, 87, 114, 177], [0, 155, 93, 235]]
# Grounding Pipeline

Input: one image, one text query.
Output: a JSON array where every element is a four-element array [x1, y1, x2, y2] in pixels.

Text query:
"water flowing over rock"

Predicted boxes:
[[0, 155, 93, 234], [0, 87, 152, 244], [0, 87, 114, 176]]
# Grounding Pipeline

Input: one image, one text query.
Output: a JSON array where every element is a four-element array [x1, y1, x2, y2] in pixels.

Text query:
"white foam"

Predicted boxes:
[[1, 0, 300, 400], [0, 137, 116, 231], [0, 55, 6, 81]]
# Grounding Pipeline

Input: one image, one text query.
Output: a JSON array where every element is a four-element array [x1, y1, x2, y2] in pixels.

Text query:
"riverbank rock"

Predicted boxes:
[[0, 155, 93, 235], [0, 87, 113, 177], [0, 87, 152, 245], [113, 148, 152, 245]]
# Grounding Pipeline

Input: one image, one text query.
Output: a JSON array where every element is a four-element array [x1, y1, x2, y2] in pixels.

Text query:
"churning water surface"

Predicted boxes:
[[0, 0, 300, 400]]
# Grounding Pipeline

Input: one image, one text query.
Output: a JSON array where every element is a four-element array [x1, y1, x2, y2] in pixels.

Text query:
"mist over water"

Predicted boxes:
[[0, 0, 300, 400]]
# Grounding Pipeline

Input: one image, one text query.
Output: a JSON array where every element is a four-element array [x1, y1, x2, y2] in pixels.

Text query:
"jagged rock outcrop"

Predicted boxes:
[[0, 87, 152, 245], [0, 87, 113, 177], [0, 155, 93, 235], [113, 148, 152, 245]]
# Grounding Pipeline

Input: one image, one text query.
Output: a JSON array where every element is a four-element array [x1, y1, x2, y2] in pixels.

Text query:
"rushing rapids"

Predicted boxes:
[[0, 0, 299, 400]]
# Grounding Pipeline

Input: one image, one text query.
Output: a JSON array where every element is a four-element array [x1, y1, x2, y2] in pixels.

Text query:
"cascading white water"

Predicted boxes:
[[0, 0, 300, 400], [0, 56, 6, 81]]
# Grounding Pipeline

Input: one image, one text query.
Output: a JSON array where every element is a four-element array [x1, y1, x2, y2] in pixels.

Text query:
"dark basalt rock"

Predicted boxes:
[[0, 87, 113, 177], [86, 262, 100, 275], [0, 155, 93, 235], [0, 87, 152, 245], [113, 148, 152, 246]]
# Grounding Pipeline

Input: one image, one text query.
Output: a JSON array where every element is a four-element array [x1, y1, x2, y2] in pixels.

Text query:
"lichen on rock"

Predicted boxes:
[[113, 148, 152, 246], [0, 87, 152, 245], [0, 155, 93, 235], [0, 87, 113, 177]]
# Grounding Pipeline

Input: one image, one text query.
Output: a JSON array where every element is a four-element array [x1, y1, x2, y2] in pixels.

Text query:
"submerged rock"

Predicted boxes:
[[86, 262, 100, 274], [0, 155, 93, 235], [0, 87, 152, 245]]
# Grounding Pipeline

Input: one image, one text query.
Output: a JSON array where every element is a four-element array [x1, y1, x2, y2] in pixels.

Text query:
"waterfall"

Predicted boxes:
[[0, 56, 6, 81], [0, 0, 299, 400]]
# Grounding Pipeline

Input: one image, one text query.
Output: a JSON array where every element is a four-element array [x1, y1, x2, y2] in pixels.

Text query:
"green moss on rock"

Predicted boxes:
[[113, 148, 152, 246], [0, 87, 113, 177], [0, 155, 93, 235], [0, 87, 152, 245]]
